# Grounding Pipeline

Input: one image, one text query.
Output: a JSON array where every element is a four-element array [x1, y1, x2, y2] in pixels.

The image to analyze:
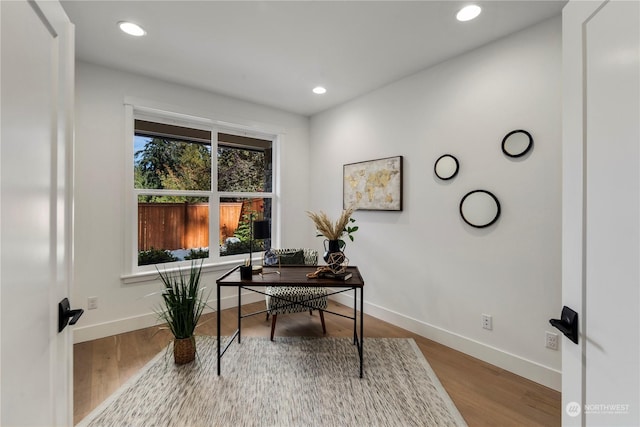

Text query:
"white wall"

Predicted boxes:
[[309, 17, 562, 389], [72, 62, 310, 342]]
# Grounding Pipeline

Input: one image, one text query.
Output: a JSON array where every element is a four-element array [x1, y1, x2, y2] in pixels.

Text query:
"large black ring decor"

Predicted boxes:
[[459, 190, 501, 228], [501, 129, 533, 158], [434, 154, 459, 180]]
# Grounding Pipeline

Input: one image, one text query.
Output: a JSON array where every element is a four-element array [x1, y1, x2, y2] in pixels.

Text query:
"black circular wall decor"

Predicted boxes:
[[501, 129, 533, 158], [459, 190, 501, 228], [434, 154, 459, 180]]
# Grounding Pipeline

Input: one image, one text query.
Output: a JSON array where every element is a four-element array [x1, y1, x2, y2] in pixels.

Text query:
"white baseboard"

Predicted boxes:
[[331, 293, 561, 391], [72, 292, 265, 344]]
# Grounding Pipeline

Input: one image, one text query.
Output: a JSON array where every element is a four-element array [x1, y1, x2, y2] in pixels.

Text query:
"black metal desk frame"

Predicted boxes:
[[216, 265, 365, 378]]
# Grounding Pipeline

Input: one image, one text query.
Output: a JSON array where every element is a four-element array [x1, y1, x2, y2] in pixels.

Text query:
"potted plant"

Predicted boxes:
[[154, 260, 209, 365], [307, 208, 358, 264]]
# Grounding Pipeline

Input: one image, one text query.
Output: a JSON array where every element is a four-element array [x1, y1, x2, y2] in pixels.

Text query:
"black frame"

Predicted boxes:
[[459, 189, 501, 228], [501, 129, 533, 158], [434, 154, 459, 180]]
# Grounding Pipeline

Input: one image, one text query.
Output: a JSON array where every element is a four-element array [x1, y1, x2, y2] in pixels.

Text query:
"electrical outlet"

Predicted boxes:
[[481, 314, 492, 330], [88, 296, 98, 310], [546, 331, 558, 350]]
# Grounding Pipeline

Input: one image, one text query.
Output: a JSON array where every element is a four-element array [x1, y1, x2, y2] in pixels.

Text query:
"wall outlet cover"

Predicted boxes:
[[545, 331, 558, 350], [482, 314, 493, 330]]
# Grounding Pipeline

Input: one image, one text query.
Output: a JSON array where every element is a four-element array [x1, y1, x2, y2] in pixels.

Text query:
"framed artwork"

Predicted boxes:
[[343, 156, 403, 211]]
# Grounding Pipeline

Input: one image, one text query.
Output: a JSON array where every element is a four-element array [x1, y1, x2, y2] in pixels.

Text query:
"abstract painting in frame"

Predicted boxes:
[[343, 156, 403, 211]]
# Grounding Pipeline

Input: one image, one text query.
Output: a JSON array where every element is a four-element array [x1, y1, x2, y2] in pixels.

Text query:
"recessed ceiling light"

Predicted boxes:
[[456, 5, 482, 22], [118, 21, 146, 37], [312, 86, 327, 95]]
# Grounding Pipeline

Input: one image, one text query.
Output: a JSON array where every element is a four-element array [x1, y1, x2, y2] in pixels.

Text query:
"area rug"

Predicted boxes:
[[77, 336, 467, 427]]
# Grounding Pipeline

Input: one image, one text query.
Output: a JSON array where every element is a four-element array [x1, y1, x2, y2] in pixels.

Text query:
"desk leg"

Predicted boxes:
[[353, 287, 357, 345], [217, 284, 221, 376], [360, 286, 364, 378]]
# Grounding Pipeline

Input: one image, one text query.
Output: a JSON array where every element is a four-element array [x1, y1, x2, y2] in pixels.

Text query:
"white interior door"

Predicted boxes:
[[1, 1, 75, 425], [562, 0, 639, 425]]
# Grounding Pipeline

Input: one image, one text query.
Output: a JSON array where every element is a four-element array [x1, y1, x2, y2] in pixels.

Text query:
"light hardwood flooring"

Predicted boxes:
[[74, 300, 560, 426]]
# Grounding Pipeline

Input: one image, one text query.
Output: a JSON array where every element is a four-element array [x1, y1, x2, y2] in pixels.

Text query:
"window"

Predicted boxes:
[[217, 133, 273, 258], [132, 115, 274, 271]]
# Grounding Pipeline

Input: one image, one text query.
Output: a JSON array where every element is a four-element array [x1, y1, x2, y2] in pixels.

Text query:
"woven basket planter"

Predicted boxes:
[[173, 337, 196, 365]]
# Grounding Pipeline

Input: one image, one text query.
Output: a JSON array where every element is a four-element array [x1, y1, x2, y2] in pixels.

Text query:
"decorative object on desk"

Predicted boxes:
[[260, 248, 304, 276], [306, 266, 352, 280], [152, 260, 209, 365], [502, 129, 533, 158], [243, 212, 258, 272], [434, 154, 459, 180], [307, 208, 357, 243], [239, 264, 252, 280], [325, 251, 348, 274], [323, 239, 344, 264], [263, 249, 278, 267], [307, 208, 357, 264], [459, 189, 501, 228], [252, 219, 274, 274], [343, 155, 403, 211], [253, 219, 270, 244], [243, 214, 270, 274], [76, 337, 467, 427]]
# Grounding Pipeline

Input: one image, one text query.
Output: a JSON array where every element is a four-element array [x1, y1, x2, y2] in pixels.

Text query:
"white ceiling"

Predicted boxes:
[[61, 0, 566, 116]]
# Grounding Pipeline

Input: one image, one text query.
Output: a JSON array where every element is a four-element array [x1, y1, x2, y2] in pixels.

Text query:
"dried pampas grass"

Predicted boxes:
[[307, 208, 354, 240]]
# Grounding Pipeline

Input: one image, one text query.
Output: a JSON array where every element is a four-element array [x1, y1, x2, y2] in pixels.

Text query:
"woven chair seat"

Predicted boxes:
[[266, 286, 328, 314]]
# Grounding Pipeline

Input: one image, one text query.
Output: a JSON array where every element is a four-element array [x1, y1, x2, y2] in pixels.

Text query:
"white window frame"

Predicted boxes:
[[122, 103, 279, 283]]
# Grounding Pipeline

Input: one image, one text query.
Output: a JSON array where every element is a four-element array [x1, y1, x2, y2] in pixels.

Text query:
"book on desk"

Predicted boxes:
[[318, 271, 353, 280]]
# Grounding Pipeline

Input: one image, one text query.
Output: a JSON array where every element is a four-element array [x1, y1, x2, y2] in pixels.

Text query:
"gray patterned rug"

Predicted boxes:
[[77, 336, 467, 427]]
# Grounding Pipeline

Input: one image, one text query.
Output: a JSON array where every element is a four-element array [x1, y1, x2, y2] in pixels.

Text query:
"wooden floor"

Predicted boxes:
[[74, 300, 560, 426]]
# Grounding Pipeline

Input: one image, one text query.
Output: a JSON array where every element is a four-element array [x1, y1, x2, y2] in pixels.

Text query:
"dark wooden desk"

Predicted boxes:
[[216, 265, 365, 377]]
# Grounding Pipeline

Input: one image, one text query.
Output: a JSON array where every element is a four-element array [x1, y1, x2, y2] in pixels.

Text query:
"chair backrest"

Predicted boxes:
[[270, 248, 318, 266]]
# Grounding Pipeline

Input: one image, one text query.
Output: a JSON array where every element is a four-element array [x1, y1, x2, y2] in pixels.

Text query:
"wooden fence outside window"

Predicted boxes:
[[138, 200, 263, 251]]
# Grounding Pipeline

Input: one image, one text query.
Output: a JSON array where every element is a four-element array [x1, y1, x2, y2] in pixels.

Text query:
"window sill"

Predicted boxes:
[[120, 259, 243, 285]]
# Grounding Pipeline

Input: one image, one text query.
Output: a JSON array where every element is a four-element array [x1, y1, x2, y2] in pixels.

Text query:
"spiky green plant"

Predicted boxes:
[[155, 260, 209, 339]]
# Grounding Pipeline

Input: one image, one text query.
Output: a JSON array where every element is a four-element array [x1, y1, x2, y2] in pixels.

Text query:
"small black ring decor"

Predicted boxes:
[[459, 190, 501, 228], [501, 129, 533, 158], [434, 154, 459, 180]]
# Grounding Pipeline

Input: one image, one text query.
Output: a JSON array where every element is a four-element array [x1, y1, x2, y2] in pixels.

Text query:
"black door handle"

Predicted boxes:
[[58, 298, 84, 333], [549, 306, 578, 344]]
